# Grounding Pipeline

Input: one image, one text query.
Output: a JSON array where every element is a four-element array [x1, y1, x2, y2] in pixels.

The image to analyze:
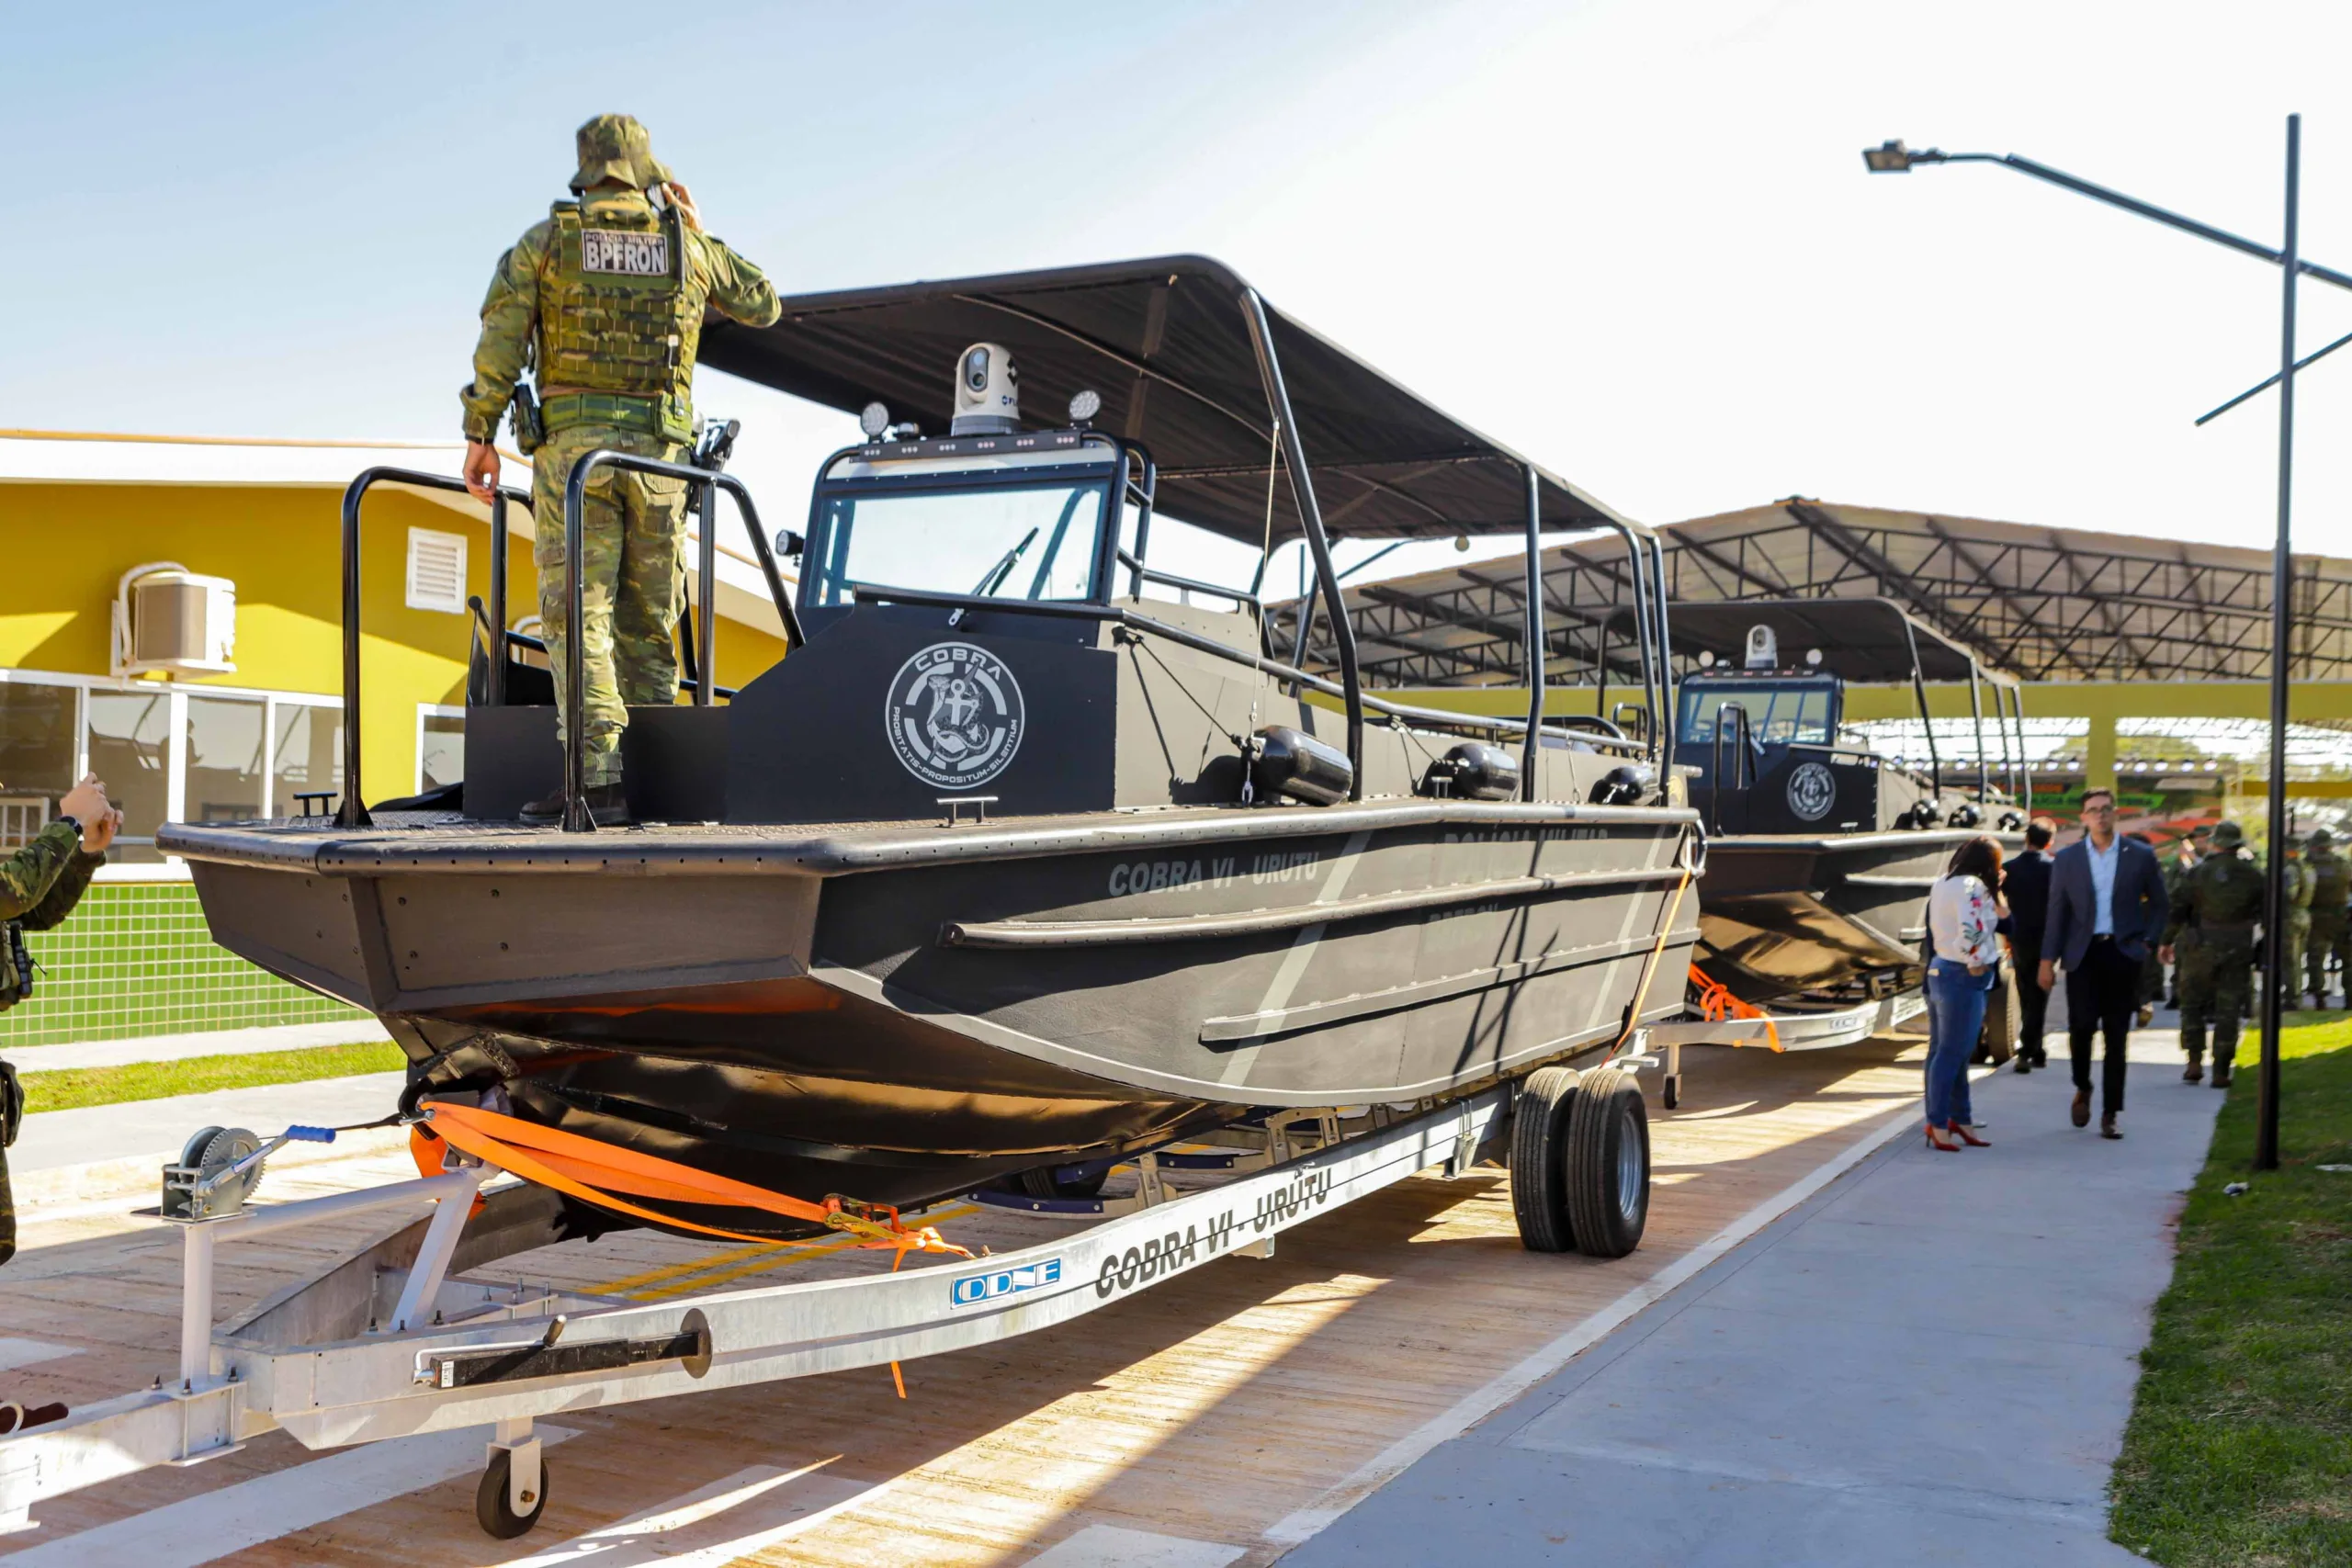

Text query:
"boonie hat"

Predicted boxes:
[[2211, 820, 2245, 849], [571, 114, 673, 191]]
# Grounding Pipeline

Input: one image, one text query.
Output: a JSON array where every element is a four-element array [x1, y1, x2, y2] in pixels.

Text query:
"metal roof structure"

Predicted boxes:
[[705, 255, 1645, 545], [1282, 498, 2352, 688]]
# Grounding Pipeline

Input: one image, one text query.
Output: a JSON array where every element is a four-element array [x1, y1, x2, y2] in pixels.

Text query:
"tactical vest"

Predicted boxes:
[[536, 195, 700, 442], [2192, 854, 2267, 928], [2311, 851, 2350, 911], [0, 921, 31, 1014]]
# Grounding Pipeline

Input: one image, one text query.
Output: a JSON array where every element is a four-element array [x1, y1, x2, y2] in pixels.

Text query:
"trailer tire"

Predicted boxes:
[[1566, 1066, 1649, 1258], [1510, 1066, 1581, 1253], [477, 1448, 549, 1540]]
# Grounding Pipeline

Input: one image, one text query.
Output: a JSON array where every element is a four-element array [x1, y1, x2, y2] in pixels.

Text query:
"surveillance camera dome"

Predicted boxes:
[[951, 343, 1020, 434]]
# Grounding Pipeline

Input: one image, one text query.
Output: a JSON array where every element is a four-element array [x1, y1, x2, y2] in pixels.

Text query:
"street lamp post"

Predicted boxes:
[[1865, 125, 2306, 1169]]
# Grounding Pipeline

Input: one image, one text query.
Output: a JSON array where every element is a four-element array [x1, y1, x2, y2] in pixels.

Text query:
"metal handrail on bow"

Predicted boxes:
[[557, 451, 805, 832], [336, 468, 532, 829]]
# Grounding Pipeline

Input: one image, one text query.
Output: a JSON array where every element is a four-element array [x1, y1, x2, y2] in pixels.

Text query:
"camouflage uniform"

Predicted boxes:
[[2303, 831, 2349, 1006], [460, 116, 779, 790], [2280, 838, 2313, 1008], [2165, 822, 2264, 1085], [0, 819, 105, 1266]]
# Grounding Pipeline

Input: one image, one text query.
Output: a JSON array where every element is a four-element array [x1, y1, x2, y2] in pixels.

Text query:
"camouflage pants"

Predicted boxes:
[[2283, 912, 2308, 1010], [2178, 932, 2255, 1067], [532, 424, 688, 786], [2307, 916, 2350, 1001]]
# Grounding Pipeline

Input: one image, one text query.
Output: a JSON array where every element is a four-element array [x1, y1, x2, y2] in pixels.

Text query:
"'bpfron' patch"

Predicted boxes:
[[581, 230, 669, 276]]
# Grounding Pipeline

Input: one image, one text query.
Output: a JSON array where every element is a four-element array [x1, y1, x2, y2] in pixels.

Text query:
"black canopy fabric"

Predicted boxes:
[[1620, 598, 2001, 684], [701, 255, 1646, 546]]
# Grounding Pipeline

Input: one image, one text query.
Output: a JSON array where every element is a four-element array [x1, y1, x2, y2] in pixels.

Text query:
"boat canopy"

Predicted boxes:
[[1639, 598, 2008, 685], [700, 255, 1646, 546]]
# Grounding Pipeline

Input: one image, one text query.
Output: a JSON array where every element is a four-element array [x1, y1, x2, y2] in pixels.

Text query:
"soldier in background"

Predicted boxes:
[[2280, 832, 2313, 1012], [2303, 828, 2349, 1007], [459, 115, 781, 825], [2162, 827, 2207, 1009], [2134, 831, 2168, 1026], [2162, 819, 2263, 1089], [0, 775, 122, 1266]]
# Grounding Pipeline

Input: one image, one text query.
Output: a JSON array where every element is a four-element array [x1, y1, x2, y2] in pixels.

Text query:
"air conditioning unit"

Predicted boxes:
[[112, 562, 237, 677]]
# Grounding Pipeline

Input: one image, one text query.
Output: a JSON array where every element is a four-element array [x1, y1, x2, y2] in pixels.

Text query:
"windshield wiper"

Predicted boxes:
[[971, 528, 1040, 598]]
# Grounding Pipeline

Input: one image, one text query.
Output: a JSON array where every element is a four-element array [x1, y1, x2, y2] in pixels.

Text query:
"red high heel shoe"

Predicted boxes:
[[1925, 1124, 1962, 1153], [1946, 1121, 1990, 1147]]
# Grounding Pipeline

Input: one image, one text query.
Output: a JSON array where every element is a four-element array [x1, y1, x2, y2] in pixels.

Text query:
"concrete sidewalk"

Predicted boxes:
[[1283, 1032, 2222, 1567]]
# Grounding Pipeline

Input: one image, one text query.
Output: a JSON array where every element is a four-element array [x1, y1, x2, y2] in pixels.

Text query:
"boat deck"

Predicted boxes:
[[0, 1034, 1928, 1567]]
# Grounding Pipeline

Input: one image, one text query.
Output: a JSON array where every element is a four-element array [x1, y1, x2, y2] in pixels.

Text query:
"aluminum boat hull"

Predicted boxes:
[[169, 802, 1700, 1234]]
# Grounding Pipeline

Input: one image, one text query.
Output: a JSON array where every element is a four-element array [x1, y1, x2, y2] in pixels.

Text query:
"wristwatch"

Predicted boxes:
[[52, 813, 83, 840]]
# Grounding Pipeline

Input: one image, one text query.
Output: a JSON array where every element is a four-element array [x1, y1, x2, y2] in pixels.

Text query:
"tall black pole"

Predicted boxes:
[[1521, 465, 1544, 798], [2257, 115, 2300, 1173]]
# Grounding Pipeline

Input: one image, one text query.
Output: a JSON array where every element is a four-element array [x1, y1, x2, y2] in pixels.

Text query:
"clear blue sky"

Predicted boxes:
[[12, 0, 2352, 588]]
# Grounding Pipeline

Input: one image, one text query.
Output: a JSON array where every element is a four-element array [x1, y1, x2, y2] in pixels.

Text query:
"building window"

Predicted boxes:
[[0, 682, 78, 846], [186, 695, 266, 822], [272, 703, 343, 818], [418, 706, 465, 794], [405, 527, 468, 615], [85, 690, 172, 863]]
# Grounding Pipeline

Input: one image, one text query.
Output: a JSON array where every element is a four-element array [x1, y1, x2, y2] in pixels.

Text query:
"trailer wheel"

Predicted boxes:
[[477, 1448, 549, 1540], [1510, 1066, 1581, 1253], [1979, 971, 2018, 1066], [1566, 1066, 1649, 1258]]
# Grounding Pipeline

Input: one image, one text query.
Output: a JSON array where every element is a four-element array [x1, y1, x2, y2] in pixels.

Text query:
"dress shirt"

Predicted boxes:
[[2087, 836, 2120, 937]]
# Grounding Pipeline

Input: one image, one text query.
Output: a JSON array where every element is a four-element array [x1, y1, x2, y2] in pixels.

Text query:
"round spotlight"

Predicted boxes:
[[859, 401, 891, 438], [1068, 389, 1102, 424], [1697, 650, 1715, 668], [1804, 648, 1824, 666]]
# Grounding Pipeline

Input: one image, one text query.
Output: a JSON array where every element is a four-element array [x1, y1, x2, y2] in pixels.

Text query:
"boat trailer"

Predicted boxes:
[[0, 1035, 1676, 1540]]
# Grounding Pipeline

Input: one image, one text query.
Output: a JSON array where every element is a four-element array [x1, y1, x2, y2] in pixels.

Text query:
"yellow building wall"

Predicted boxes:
[[0, 480, 787, 805]]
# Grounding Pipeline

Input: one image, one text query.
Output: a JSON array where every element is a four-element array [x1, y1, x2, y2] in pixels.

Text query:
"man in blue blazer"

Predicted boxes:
[[2039, 788, 2168, 1138]]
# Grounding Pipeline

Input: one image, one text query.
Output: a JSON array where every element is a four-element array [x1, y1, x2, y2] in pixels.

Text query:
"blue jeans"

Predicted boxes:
[[1926, 959, 1994, 1128]]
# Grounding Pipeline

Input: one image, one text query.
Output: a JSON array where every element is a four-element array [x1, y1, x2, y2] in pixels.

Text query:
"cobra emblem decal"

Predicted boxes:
[[885, 642, 1025, 790], [1786, 760, 1838, 822]]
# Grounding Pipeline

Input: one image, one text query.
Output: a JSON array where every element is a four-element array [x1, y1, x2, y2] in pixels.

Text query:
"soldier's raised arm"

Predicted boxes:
[[697, 232, 781, 329]]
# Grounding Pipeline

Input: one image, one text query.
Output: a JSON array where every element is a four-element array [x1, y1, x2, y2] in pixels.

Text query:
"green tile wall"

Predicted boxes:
[[0, 881, 364, 1049]]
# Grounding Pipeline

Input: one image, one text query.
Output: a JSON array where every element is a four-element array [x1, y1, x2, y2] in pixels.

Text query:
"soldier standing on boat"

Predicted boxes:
[[2302, 828, 2349, 1006], [2162, 819, 2262, 1088], [0, 775, 121, 1266], [459, 114, 781, 825]]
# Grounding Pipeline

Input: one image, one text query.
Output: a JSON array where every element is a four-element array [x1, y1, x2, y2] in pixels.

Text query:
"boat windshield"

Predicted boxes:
[[808, 478, 1111, 608], [1678, 680, 1838, 748]]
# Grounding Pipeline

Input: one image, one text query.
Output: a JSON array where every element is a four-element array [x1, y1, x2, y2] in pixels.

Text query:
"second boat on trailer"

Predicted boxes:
[[161, 255, 1702, 1259]]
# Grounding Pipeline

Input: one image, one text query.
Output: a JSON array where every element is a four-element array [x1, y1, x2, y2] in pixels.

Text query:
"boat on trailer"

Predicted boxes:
[[161, 255, 1700, 1244], [1659, 598, 2028, 1037]]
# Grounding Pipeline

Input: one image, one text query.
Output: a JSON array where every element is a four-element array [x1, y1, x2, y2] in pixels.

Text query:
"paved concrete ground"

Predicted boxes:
[[11, 1072, 407, 1175], [7, 1019, 387, 1074], [1282, 1028, 2222, 1567]]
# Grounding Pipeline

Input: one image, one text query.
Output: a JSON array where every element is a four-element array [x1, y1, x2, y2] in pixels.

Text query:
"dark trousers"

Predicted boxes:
[[2065, 937, 2137, 1118], [2012, 934, 2049, 1063]]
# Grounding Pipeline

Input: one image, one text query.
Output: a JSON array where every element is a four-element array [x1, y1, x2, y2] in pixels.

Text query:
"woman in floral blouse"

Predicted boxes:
[[1923, 835, 2006, 1151]]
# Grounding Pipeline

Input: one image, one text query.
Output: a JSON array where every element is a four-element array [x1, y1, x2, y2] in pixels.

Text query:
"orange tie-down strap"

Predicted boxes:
[[1688, 963, 1783, 1052], [416, 1101, 971, 1262]]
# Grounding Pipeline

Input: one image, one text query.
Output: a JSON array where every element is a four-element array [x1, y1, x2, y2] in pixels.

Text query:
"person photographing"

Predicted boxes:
[[2040, 788, 2168, 1139], [0, 775, 123, 1265]]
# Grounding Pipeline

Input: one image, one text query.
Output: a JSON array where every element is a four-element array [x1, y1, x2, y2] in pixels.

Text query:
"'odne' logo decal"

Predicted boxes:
[[885, 641, 1025, 790], [1786, 760, 1838, 821]]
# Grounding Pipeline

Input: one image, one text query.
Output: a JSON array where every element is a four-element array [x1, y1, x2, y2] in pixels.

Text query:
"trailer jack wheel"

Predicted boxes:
[[1510, 1066, 1582, 1253], [477, 1445, 549, 1540], [1565, 1066, 1649, 1258]]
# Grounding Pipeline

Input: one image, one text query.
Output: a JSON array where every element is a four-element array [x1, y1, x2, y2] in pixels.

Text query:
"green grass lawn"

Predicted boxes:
[[2109, 1013, 2352, 1566], [17, 1041, 406, 1115]]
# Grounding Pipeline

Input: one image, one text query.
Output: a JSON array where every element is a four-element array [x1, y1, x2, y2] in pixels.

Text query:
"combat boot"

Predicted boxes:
[[2211, 1059, 2233, 1089], [518, 780, 631, 827], [2183, 1056, 2204, 1083]]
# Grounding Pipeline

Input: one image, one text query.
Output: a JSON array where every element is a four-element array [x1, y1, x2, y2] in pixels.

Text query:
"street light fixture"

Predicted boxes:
[[1864, 122, 2309, 1171]]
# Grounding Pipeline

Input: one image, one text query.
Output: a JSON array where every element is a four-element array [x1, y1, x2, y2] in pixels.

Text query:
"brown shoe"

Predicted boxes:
[[2211, 1065, 2233, 1089], [2100, 1114, 2123, 1140], [2184, 1060, 2204, 1083], [2071, 1090, 2091, 1129]]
